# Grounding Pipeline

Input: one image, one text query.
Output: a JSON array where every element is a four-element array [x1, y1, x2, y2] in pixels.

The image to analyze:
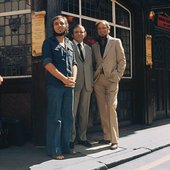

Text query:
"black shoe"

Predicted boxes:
[[98, 139, 110, 144], [70, 142, 75, 149], [110, 143, 118, 150], [70, 148, 77, 154], [78, 140, 92, 147]]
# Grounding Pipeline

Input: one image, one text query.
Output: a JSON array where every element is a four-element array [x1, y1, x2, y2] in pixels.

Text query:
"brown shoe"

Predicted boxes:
[[110, 143, 118, 150]]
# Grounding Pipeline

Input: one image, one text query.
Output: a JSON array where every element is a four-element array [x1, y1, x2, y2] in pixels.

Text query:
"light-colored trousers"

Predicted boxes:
[[71, 87, 91, 142], [94, 74, 119, 144]]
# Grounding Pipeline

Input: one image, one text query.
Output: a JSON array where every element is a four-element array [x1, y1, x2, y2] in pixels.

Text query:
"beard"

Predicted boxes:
[[54, 30, 67, 36]]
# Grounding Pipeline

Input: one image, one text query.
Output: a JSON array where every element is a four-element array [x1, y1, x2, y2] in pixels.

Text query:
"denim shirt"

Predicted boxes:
[[42, 36, 77, 87]]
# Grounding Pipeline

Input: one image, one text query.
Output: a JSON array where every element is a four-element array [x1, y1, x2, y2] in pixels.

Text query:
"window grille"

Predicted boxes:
[[0, 0, 31, 78], [62, 0, 132, 78]]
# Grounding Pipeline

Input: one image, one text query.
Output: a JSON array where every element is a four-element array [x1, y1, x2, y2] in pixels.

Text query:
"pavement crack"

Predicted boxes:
[[133, 147, 152, 151]]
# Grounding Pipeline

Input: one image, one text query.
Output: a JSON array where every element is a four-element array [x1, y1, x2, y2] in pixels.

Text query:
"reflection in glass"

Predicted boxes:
[[116, 4, 130, 27], [82, 0, 112, 22], [63, 15, 79, 40], [82, 19, 96, 46], [110, 26, 114, 38], [116, 28, 131, 77], [63, 0, 79, 14]]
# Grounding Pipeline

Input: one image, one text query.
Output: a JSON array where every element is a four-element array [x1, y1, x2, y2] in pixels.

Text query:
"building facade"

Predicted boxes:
[[0, 0, 169, 145]]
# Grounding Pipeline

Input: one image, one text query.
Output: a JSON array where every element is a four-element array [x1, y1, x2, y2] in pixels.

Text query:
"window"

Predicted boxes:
[[62, 0, 132, 78], [0, 0, 31, 77]]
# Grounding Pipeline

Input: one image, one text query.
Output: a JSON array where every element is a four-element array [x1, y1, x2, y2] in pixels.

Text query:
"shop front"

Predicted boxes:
[[0, 0, 170, 145]]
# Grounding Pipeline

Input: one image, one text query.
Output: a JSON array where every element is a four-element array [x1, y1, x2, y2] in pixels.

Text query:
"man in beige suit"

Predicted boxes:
[[92, 20, 126, 150], [70, 25, 93, 149]]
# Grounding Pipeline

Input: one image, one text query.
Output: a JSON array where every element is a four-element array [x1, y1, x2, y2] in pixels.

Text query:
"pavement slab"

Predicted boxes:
[[0, 119, 170, 170]]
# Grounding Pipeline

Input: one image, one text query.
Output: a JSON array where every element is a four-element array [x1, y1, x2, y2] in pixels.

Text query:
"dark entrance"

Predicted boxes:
[[153, 28, 170, 119]]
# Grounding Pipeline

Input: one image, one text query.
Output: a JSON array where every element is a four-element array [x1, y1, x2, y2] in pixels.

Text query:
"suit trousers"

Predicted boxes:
[[94, 74, 119, 144], [46, 85, 73, 156], [71, 86, 91, 142]]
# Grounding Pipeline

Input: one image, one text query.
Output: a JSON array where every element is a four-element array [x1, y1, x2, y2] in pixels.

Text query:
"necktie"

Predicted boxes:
[[77, 43, 84, 62]]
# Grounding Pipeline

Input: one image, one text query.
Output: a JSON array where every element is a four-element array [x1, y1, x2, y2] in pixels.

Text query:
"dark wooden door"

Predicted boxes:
[[153, 29, 170, 119]]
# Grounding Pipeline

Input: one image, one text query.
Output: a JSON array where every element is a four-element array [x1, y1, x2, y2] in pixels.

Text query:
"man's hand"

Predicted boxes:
[[62, 77, 76, 87]]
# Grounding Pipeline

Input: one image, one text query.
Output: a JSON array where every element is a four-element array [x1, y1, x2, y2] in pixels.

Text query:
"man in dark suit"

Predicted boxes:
[[92, 20, 126, 150], [70, 25, 93, 149]]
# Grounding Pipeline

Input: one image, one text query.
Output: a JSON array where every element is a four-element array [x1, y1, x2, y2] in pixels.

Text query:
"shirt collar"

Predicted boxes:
[[73, 40, 84, 47]]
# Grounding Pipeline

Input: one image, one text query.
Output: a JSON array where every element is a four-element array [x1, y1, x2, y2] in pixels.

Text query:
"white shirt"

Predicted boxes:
[[73, 40, 86, 59]]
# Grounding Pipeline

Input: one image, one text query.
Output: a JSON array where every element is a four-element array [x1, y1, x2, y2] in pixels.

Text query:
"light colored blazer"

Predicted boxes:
[[72, 41, 93, 92], [92, 35, 126, 83]]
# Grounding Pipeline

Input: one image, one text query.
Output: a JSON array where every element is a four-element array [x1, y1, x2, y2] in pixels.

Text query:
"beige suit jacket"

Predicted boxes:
[[92, 36, 126, 83], [73, 41, 93, 92]]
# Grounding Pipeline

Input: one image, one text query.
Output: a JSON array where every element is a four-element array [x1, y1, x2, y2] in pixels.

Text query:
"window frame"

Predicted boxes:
[[61, 0, 132, 79], [0, 0, 32, 79]]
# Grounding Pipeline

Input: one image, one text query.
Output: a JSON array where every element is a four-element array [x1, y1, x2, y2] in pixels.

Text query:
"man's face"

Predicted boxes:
[[73, 26, 86, 43], [97, 22, 109, 37], [53, 18, 67, 34]]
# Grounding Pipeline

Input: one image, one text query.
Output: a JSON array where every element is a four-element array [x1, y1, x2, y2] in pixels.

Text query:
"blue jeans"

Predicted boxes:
[[46, 85, 73, 156]]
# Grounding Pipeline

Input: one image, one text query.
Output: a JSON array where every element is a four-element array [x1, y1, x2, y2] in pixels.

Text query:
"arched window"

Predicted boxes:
[[62, 0, 132, 78]]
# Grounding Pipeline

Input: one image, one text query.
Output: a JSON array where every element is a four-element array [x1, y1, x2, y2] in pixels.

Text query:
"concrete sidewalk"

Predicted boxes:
[[0, 119, 170, 170]]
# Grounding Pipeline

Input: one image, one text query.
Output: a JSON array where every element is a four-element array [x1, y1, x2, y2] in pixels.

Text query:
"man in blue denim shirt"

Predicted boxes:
[[42, 15, 77, 160]]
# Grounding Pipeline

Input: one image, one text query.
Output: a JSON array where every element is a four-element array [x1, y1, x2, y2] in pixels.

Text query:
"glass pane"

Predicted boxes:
[[62, 0, 79, 14], [19, 0, 25, 10], [5, 2, 11, 12], [5, 36, 11, 46], [116, 3, 130, 27], [0, 37, 4, 46], [116, 28, 131, 77], [12, 1, 18, 11], [82, 19, 96, 46], [82, 0, 112, 22], [109, 26, 114, 38], [0, 2, 32, 77], [26, 14, 31, 23], [0, 3, 5, 12], [19, 24, 25, 34], [63, 15, 79, 39], [12, 35, 18, 45], [0, 27, 4, 37], [5, 25, 11, 35], [26, 24, 31, 33], [19, 35, 25, 44], [0, 17, 4, 26]]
